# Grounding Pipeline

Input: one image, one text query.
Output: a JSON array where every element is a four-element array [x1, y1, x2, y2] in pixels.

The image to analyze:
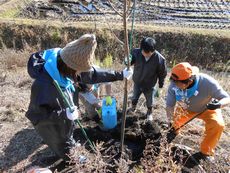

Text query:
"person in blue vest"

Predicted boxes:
[[128, 37, 167, 121], [26, 34, 133, 163], [166, 62, 230, 162], [77, 81, 112, 120]]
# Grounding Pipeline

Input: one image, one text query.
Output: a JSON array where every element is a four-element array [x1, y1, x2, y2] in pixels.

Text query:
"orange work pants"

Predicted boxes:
[[173, 107, 224, 155]]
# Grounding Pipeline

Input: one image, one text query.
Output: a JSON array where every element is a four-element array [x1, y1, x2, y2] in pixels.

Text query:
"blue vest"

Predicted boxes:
[[43, 48, 75, 92], [175, 76, 199, 101]]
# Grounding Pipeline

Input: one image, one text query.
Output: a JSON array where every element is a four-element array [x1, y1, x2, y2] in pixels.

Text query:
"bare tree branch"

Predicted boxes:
[[120, 0, 130, 157], [102, 13, 124, 46], [126, 0, 132, 16], [127, 1, 135, 20], [108, 0, 123, 17]]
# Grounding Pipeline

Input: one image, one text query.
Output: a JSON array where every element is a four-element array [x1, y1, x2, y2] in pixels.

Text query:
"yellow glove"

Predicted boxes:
[[105, 96, 113, 105]]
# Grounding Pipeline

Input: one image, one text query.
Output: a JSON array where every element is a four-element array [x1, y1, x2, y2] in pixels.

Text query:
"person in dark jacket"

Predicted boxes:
[[26, 34, 133, 163], [129, 37, 167, 121]]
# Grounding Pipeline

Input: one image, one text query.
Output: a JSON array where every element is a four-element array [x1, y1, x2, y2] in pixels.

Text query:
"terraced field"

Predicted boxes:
[[19, 0, 230, 29]]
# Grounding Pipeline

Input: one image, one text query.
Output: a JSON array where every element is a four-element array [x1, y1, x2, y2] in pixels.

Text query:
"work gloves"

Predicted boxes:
[[166, 127, 177, 143], [123, 67, 133, 80], [66, 106, 79, 120], [206, 99, 221, 110]]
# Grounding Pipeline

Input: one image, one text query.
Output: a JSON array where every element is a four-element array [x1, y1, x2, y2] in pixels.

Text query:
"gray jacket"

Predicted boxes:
[[131, 48, 167, 90]]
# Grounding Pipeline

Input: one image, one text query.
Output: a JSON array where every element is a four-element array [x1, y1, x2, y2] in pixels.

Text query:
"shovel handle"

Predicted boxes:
[[174, 109, 207, 131]]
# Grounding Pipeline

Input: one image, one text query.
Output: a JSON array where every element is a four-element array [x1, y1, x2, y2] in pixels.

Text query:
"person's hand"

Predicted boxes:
[[166, 127, 177, 143], [105, 96, 113, 105], [123, 67, 133, 80], [66, 106, 79, 120], [206, 99, 221, 110], [79, 155, 87, 164]]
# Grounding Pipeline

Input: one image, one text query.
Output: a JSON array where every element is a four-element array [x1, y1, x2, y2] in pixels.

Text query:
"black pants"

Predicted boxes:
[[34, 116, 75, 161], [131, 84, 155, 109]]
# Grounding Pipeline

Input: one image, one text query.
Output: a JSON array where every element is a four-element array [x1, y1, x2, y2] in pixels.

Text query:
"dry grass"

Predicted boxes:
[[0, 0, 32, 17], [0, 47, 32, 122], [140, 139, 180, 173], [0, 48, 29, 69], [65, 141, 133, 173], [204, 69, 230, 93], [1, 17, 230, 39]]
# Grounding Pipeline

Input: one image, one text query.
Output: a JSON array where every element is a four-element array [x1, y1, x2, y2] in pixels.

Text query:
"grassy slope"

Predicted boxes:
[[0, 17, 230, 39]]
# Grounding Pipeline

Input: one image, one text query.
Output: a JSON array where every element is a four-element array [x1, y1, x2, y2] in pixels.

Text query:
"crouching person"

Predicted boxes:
[[166, 62, 230, 160], [77, 81, 111, 120], [76, 65, 127, 120], [26, 34, 133, 163]]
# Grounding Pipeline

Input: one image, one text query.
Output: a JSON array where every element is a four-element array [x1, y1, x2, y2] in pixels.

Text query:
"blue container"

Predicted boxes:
[[101, 97, 117, 129]]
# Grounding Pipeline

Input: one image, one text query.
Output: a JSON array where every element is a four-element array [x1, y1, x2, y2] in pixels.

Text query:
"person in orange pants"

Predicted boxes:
[[173, 106, 224, 155], [166, 62, 230, 159]]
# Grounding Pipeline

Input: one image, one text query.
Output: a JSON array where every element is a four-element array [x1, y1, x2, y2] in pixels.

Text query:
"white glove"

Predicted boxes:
[[66, 106, 79, 120], [123, 67, 133, 80], [79, 155, 87, 163]]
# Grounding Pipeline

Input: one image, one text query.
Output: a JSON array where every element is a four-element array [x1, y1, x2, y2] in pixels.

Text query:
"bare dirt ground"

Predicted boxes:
[[0, 49, 229, 172]]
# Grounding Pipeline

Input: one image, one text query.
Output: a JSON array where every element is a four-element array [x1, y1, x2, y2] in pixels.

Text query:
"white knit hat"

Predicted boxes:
[[60, 34, 97, 73]]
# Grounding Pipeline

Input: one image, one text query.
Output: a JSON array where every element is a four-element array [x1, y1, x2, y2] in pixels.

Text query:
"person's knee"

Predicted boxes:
[[51, 143, 68, 160], [212, 111, 225, 130], [210, 119, 225, 132], [216, 121, 225, 131]]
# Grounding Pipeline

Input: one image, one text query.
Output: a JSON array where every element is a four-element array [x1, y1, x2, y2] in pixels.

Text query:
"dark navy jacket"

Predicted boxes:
[[26, 51, 124, 124], [131, 48, 167, 90]]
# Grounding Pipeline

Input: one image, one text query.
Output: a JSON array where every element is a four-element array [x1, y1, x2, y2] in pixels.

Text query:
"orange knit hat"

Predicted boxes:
[[171, 62, 199, 80]]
